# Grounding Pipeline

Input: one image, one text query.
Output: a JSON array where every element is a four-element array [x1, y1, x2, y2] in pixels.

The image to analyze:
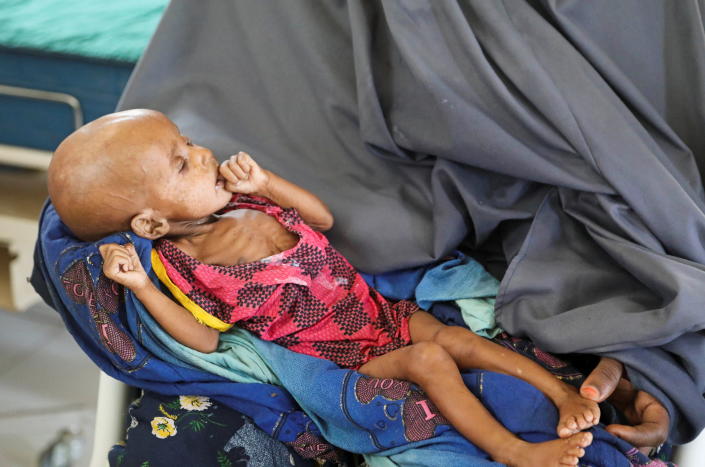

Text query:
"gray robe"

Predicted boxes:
[[119, 0, 705, 444]]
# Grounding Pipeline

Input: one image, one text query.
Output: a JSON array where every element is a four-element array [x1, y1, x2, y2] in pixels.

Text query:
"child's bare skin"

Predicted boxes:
[[502, 433, 593, 467], [102, 242, 597, 466], [52, 109, 599, 465], [357, 312, 598, 465]]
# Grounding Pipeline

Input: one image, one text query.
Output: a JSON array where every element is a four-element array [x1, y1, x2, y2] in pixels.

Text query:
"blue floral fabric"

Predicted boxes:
[[108, 391, 318, 467]]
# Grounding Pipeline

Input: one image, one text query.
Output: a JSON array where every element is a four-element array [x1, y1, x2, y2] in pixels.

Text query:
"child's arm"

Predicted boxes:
[[99, 243, 220, 354], [220, 152, 334, 231]]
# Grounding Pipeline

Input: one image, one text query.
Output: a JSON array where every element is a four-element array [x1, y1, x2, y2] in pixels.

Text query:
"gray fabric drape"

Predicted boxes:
[[119, 0, 705, 444]]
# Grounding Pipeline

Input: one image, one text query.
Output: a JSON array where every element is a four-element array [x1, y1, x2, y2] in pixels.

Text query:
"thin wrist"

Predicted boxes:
[[131, 278, 155, 297], [255, 169, 274, 198]]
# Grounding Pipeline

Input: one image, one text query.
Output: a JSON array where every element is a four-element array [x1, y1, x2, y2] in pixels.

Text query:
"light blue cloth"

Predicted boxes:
[[133, 292, 281, 386], [456, 298, 501, 339], [415, 252, 500, 309], [415, 252, 502, 337], [0, 0, 168, 62]]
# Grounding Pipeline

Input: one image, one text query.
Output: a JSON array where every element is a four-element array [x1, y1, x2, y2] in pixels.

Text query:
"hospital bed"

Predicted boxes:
[[0, 0, 166, 311], [0, 0, 168, 167], [0, 0, 168, 310]]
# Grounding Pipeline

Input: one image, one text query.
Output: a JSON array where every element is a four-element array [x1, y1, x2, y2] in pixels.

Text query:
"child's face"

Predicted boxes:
[[49, 109, 233, 240], [136, 114, 232, 222]]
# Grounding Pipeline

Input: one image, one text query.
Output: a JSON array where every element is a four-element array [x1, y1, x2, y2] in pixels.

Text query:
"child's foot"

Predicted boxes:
[[555, 389, 601, 438], [500, 431, 593, 467]]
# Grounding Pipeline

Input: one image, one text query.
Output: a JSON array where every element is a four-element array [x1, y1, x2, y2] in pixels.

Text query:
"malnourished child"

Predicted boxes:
[[49, 109, 597, 467]]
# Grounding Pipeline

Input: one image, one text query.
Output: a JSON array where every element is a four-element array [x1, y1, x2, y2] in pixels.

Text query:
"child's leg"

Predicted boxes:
[[358, 343, 592, 467], [407, 311, 600, 437]]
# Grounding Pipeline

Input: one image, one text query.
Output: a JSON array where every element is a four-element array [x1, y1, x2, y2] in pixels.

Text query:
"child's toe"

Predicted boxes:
[[591, 405, 601, 423], [578, 413, 593, 429], [558, 426, 574, 438], [576, 431, 593, 447]]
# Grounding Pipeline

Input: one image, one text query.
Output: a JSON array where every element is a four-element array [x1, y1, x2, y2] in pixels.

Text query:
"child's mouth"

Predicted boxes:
[[215, 175, 225, 190]]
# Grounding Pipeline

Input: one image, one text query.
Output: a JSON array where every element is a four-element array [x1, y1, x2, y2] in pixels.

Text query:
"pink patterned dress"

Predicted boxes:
[[154, 194, 419, 369]]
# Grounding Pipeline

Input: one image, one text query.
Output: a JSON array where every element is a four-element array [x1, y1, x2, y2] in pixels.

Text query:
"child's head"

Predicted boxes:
[[48, 109, 231, 241]]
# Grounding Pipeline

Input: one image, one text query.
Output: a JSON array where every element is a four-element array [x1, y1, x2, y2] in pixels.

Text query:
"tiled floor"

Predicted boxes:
[[0, 302, 100, 467]]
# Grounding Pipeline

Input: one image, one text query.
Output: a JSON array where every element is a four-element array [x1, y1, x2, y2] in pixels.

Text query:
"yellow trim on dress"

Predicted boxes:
[[150, 249, 233, 332]]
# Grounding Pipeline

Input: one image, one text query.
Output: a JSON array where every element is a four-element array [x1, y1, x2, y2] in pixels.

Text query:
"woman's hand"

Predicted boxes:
[[219, 152, 270, 195], [99, 243, 149, 292], [604, 379, 670, 453], [580, 357, 669, 452]]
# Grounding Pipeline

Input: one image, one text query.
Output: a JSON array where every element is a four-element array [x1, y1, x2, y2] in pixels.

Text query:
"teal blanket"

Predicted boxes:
[[0, 0, 168, 62]]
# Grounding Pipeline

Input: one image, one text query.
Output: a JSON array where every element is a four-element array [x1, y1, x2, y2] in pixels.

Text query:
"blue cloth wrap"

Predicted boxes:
[[34, 201, 652, 466]]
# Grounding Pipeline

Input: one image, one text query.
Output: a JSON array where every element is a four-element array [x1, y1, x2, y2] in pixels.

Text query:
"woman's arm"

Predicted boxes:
[[99, 243, 220, 353], [220, 152, 334, 231]]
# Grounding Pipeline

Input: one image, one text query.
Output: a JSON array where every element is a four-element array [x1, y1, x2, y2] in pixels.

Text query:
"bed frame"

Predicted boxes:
[[0, 48, 133, 166]]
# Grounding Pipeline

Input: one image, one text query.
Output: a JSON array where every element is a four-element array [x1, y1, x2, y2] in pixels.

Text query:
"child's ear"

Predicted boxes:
[[130, 209, 170, 239]]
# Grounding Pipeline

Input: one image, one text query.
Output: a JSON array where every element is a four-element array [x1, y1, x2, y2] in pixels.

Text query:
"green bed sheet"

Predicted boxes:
[[0, 0, 169, 63]]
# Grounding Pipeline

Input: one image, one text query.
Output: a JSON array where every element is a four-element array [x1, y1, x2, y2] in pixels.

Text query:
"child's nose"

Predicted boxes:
[[193, 147, 215, 167]]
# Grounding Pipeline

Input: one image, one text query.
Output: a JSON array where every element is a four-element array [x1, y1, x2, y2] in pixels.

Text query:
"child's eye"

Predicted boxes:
[[179, 158, 187, 172], [185, 138, 193, 147]]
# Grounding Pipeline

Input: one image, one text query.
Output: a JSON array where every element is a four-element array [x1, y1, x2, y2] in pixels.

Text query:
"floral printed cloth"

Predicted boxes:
[[108, 391, 350, 467]]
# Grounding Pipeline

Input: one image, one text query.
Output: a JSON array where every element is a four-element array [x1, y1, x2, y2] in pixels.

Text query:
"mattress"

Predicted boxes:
[[0, 0, 168, 151]]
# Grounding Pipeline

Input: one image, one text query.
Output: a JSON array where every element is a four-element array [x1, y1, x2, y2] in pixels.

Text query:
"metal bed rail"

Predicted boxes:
[[0, 83, 84, 170]]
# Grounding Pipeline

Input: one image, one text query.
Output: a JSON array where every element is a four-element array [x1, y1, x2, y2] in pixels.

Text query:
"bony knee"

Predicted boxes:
[[433, 325, 477, 353], [408, 342, 454, 379]]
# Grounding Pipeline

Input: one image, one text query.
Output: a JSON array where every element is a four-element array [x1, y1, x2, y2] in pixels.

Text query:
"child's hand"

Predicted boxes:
[[99, 243, 150, 292], [219, 152, 270, 195]]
